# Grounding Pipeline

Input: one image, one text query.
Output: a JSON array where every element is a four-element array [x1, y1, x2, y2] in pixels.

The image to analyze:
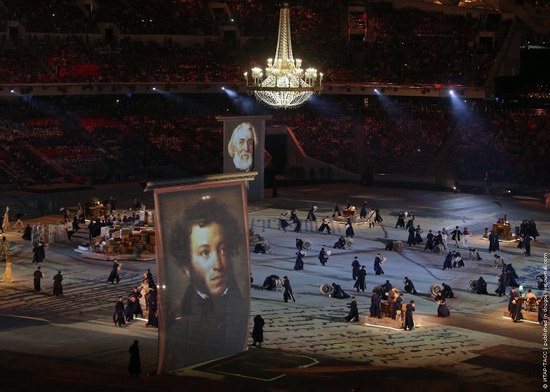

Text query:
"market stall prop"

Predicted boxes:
[[76, 219, 156, 261]]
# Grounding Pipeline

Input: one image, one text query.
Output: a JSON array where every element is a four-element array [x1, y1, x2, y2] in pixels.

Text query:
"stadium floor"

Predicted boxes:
[[0, 182, 546, 392]]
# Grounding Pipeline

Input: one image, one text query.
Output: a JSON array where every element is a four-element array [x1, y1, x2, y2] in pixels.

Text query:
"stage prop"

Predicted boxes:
[[148, 173, 254, 373], [219, 116, 271, 201]]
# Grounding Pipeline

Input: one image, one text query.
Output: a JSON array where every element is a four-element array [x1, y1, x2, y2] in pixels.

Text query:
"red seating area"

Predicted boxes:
[[0, 96, 547, 187], [1, 36, 241, 83], [0, 2, 509, 87]]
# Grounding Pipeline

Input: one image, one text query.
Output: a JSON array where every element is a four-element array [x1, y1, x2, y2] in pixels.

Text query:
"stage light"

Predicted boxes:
[[452, 186, 457, 190], [10, 89, 15, 93], [374, 88, 379, 94], [221, 86, 226, 90], [449, 90, 455, 96], [152, 87, 157, 91]]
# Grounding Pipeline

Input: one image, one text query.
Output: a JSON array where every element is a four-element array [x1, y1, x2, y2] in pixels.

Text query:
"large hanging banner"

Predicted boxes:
[[154, 180, 251, 372], [219, 115, 271, 201]]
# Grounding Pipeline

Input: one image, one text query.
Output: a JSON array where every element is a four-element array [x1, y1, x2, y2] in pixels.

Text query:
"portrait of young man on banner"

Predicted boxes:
[[154, 182, 251, 372], [226, 122, 257, 172]]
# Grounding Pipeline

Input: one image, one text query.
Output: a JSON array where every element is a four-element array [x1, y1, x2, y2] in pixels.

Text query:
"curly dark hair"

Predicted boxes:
[[169, 198, 240, 269]]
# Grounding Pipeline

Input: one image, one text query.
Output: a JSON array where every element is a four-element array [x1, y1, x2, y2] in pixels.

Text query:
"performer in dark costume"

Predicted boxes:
[[370, 291, 382, 318], [522, 234, 532, 256], [295, 238, 304, 251], [510, 294, 523, 322], [251, 314, 265, 347], [354, 266, 367, 292], [318, 246, 329, 266], [504, 263, 519, 287], [318, 217, 331, 234], [108, 260, 120, 284], [351, 257, 360, 280], [434, 231, 443, 247], [441, 282, 454, 299], [475, 276, 488, 294], [415, 225, 423, 244], [403, 277, 418, 294], [442, 252, 453, 270], [453, 251, 465, 268], [374, 254, 385, 275], [130, 287, 143, 318], [359, 202, 367, 219], [345, 218, 355, 238], [306, 206, 317, 222], [32, 240, 46, 264], [114, 296, 125, 327], [124, 296, 135, 322], [395, 212, 405, 229], [507, 288, 517, 314], [495, 272, 507, 297], [253, 242, 267, 254], [344, 297, 359, 322], [146, 287, 158, 328], [33, 266, 43, 292], [374, 208, 383, 224], [404, 300, 415, 331], [424, 230, 434, 251], [52, 271, 63, 296], [436, 297, 450, 317], [262, 274, 280, 291], [22, 224, 32, 241], [450, 226, 462, 248], [333, 236, 346, 249], [128, 340, 141, 378], [290, 210, 301, 232], [407, 225, 416, 246], [283, 276, 295, 302], [405, 215, 415, 230], [294, 250, 305, 271], [488, 231, 500, 253], [279, 213, 290, 232], [381, 280, 392, 301], [145, 269, 155, 288], [331, 283, 351, 299]]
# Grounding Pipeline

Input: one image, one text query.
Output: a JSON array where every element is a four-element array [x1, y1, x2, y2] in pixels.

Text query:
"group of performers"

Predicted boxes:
[[273, 205, 546, 329]]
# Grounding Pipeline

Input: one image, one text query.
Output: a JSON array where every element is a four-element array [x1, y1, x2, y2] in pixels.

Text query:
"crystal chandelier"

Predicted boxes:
[[244, 3, 323, 109]]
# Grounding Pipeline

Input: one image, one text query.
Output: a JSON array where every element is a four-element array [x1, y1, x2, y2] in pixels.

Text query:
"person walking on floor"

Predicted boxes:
[[33, 266, 44, 292], [251, 314, 265, 347], [114, 296, 126, 327], [404, 300, 415, 331], [108, 260, 120, 284], [128, 340, 141, 378], [374, 253, 385, 275], [344, 296, 359, 323], [345, 218, 355, 238], [52, 271, 63, 296], [450, 226, 462, 248], [283, 276, 295, 302], [354, 265, 367, 293], [32, 240, 46, 265], [351, 257, 360, 280]]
